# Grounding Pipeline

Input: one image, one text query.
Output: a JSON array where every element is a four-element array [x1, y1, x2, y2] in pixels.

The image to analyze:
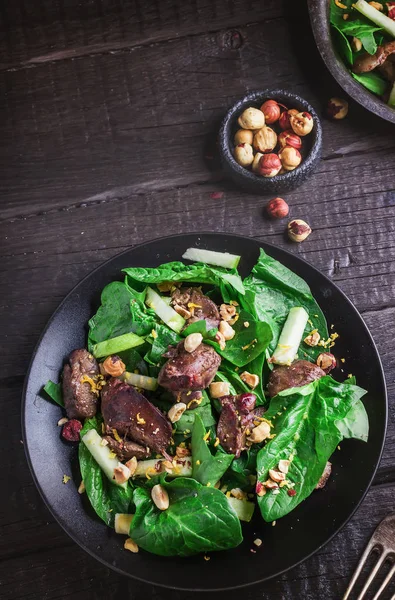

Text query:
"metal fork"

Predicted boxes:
[[343, 514, 395, 600]]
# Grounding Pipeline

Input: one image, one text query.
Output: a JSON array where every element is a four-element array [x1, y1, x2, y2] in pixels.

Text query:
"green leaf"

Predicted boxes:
[[256, 376, 368, 522], [130, 477, 243, 556], [243, 249, 328, 360], [182, 320, 218, 339], [191, 414, 234, 486], [43, 380, 64, 407], [352, 71, 388, 95], [359, 30, 378, 53], [88, 282, 134, 348], [176, 390, 216, 434], [335, 399, 369, 441], [331, 24, 355, 65], [79, 417, 134, 526]]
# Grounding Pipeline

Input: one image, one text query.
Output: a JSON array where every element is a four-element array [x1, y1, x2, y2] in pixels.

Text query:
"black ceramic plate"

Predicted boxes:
[[22, 233, 387, 591]]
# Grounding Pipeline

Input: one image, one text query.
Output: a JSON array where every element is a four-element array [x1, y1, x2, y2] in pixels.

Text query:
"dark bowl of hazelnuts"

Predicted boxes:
[[219, 90, 323, 194]]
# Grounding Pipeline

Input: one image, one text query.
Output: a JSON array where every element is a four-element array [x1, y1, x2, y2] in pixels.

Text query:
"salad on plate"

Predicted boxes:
[[44, 247, 369, 557]]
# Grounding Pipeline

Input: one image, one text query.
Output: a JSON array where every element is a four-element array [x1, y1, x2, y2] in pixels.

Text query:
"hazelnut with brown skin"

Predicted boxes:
[[278, 146, 302, 171], [289, 111, 314, 136], [234, 143, 254, 167], [287, 219, 312, 242], [260, 99, 281, 124], [327, 97, 349, 120], [234, 129, 253, 145], [238, 107, 265, 130], [257, 153, 282, 178], [278, 108, 298, 130], [304, 330, 320, 346], [352, 37, 362, 52], [266, 197, 289, 219], [253, 126, 278, 153], [278, 129, 302, 150], [316, 352, 336, 372], [101, 355, 126, 377], [252, 152, 264, 173]]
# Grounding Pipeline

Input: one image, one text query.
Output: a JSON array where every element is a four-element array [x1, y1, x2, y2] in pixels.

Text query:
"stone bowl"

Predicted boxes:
[[218, 89, 322, 194]]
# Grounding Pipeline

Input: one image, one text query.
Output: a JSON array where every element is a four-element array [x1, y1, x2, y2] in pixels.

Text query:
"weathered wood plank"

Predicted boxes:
[[0, 0, 283, 71], [1, 483, 394, 599]]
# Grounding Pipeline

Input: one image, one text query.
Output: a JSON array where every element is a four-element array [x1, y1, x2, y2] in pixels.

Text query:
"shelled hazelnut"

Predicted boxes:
[[289, 111, 314, 136], [257, 154, 282, 178], [260, 99, 281, 124], [266, 197, 289, 219], [287, 219, 312, 242], [238, 107, 265, 130], [278, 146, 302, 171], [327, 97, 349, 120], [234, 143, 254, 167], [253, 126, 277, 153], [234, 129, 254, 145]]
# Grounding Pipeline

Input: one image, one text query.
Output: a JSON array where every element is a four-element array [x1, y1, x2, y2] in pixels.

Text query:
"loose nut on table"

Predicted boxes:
[[287, 219, 312, 242], [327, 97, 349, 120], [266, 197, 289, 219]]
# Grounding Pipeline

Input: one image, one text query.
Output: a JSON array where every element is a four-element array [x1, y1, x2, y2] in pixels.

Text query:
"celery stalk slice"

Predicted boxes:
[[114, 513, 134, 535], [81, 429, 127, 488], [145, 287, 185, 333], [354, 0, 395, 38], [120, 371, 158, 391], [134, 457, 193, 478], [271, 306, 309, 366], [182, 247, 241, 269], [92, 332, 145, 359]]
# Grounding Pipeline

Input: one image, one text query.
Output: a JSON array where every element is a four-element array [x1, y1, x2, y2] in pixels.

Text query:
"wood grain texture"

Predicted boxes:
[[1, 0, 395, 598]]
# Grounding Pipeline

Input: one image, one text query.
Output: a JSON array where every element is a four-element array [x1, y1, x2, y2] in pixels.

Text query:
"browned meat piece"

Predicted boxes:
[[101, 378, 172, 456], [158, 341, 221, 399], [171, 287, 220, 330], [103, 435, 150, 461], [63, 349, 100, 419], [267, 360, 325, 398], [216, 393, 258, 457], [378, 57, 395, 83], [353, 41, 395, 74], [316, 461, 332, 490]]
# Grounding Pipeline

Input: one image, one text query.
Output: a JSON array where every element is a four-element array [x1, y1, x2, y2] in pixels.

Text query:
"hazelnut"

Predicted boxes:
[[168, 402, 187, 423], [209, 381, 230, 398], [260, 99, 281, 124], [278, 129, 302, 150], [327, 97, 349, 120], [304, 330, 320, 346], [174, 304, 191, 319], [287, 219, 312, 242], [265, 479, 279, 490], [252, 152, 264, 173], [369, 1, 383, 9], [215, 330, 226, 350], [219, 320, 235, 341], [317, 352, 336, 373], [278, 146, 302, 171], [253, 126, 278, 153], [234, 129, 253, 145], [240, 371, 260, 389], [248, 421, 271, 443], [219, 303, 237, 321], [78, 480, 85, 494], [289, 111, 314, 136], [279, 108, 299, 130], [238, 107, 265, 130], [257, 153, 282, 178], [175, 445, 191, 458], [151, 484, 170, 510], [234, 143, 254, 167], [124, 538, 139, 553], [266, 197, 289, 219], [256, 481, 267, 496], [57, 417, 69, 426], [113, 463, 131, 485], [184, 332, 203, 353], [269, 469, 286, 483], [102, 355, 126, 377], [125, 456, 138, 476], [278, 459, 290, 474], [230, 487, 247, 500], [352, 37, 362, 52]]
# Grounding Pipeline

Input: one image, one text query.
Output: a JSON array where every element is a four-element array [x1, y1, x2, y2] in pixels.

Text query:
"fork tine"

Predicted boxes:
[[356, 550, 389, 600], [372, 562, 395, 600], [343, 540, 377, 600]]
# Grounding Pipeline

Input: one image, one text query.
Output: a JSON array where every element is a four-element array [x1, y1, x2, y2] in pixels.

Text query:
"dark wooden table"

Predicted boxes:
[[1, 1, 395, 598]]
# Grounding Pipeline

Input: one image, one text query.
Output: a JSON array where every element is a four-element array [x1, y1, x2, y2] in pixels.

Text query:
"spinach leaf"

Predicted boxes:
[[335, 399, 369, 442], [88, 282, 134, 348], [43, 380, 64, 407], [123, 261, 245, 298], [176, 391, 216, 434], [130, 477, 242, 556], [118, 348, 148, 375], [243, 249, 328, 360], [191, 414, 234, 486], [352, 71, 388, 95], [256, 376, 367, 522], [207, 309, 272, 368], [222, 446, 260, 491], [79, 417, 134, 527], [336, 19, 381, 54], [331, 25, 354, 65], [182, 320, 218, 339], [218, 359, 266, 406], [144, 323, 181, 366]]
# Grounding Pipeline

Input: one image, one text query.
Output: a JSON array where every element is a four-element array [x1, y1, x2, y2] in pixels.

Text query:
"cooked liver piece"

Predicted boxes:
[[216, 393, 259, 458], [171, 287, 220, 330], [267, 360, 325, 398], [353, 41, 395, 74], [103, 436, 150, 460], [101, 378, 172, 455], [62, 349, 100, 419]]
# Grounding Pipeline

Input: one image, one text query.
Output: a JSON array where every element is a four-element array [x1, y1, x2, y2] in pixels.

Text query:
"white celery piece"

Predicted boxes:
[[134, 457, 193, 478], [354, 0, 395, 38], [145, 287, 185, 333], [227, 497, 255, 522], [389, 82, 395, 108], [271, 307, 309, 366], [120, 371, 158, 391], [92, 332, 145, 358], [81, 429, 127, 488], [114, 513, 134, 535], [182, 247, 241, 269]]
